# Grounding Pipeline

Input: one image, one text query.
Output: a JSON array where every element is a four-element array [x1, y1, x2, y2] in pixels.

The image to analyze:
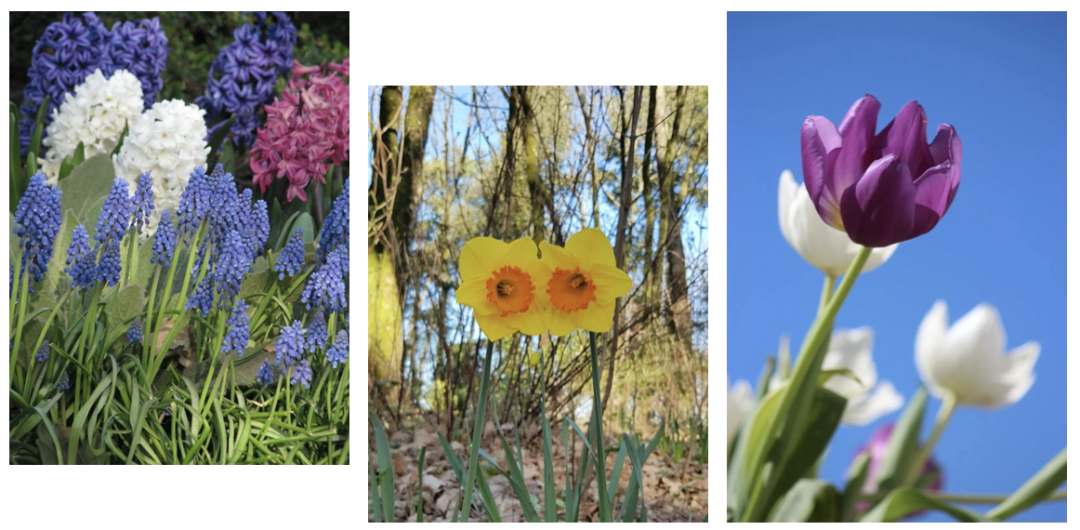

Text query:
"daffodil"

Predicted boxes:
[[539, 228, 632, 336], [456, 237, 549, 341]]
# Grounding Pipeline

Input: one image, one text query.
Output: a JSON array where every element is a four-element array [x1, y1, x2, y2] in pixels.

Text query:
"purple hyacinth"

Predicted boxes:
[[222, 300, 250, 355], [186, 270, 215, 317], [102, 17, 169, 108], [274, 320, 305, 368], [35, 341, 50, 363], [853, 423, 943, 517], [256, 359, 275, 386], [251, 199, 269, 255], [95, 178, 133, 245], [316, 179, 348, 263], [13, 174, 63, 284], [196, 12, 296, 149], [151, 209, 176, 268], [301, 245, 347, 313], [275, 228, 305, 280], [131, 172, 155, 234], [801, 95, 962, 247], [65, 225, 97, 290], [306, 310, 327, 353], [19, 12, 110, 154], [290, 358, 312, 388], [176, 165, 212, 242], [213, 230, 252, 310], [326, 329, 348, 368], [127, 317, 144, 343], [96, 239, 123, 286]]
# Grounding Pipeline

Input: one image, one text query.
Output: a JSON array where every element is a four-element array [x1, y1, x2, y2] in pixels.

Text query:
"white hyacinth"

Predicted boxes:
[[39, 69, 144, 184], [113, 99, 211, 238]]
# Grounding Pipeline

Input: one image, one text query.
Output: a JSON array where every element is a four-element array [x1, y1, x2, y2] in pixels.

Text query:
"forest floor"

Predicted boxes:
[[371, 418, 709, 522]]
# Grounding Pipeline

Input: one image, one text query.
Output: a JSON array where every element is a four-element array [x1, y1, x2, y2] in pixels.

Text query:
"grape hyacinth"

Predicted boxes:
[[113, 99, 210, 237], [290, 359, 313, 388], [19, 12, 110, 154], [35, 341, 51, 363], [251, 199, 270, 256], [197, 12, 297, 148], [326, 330, 348, 368], [39, 69, 144, 183], [316, 179, 349, 263], [213, 230, 253, 310], [176, 165, 212, 242], [274, 320, 305, 368], [186, 272, 216, 317], [249, 59, 349, 201], [95, 179, 134, 245], [102, 17, 169, 109], [96, 240, 123, 286], [128, 317, 144, 343], [275, 228, 305, 280], [13, 174, 63, 285], [131, 172, 155, 235], [151, 210, 177, 268], [307, 310, 328, 352], [222, 300, 250, 355], [65, 225, 97, 290], [57, 372, 71, 392], [257, 359, 275, 386], [301, 245, 348, 314]]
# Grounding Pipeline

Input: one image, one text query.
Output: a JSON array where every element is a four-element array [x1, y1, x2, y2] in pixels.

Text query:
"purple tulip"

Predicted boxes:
[[801, 95, 962, 247], [853, 423, 943, 518]]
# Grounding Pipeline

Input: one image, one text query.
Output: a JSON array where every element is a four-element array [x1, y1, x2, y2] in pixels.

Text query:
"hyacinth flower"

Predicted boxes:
[[197, 12, 297, 148], [291, 359, 313, 388], [65, 225, 97, 291], [127, 318, 144, 343], [307, 310, 328, 352], [35, 341, 50, 363], [326, 329, 348, 368], [222, 300, 250, 355], [213, 231, 253, 310], [56, 372, 70, 392], [853, 423, 943, 517], [276, 228, 306, 279], [151, 210, 177, 268], [256, 359, 276, 386], [316, 179, 349, 263], [101, 17, 169, 109], [13, 174, 63, 287], [19, 12, 110, 154], [249, 59, 349, 202], [454, 237, 549, 342], [801, 95, 963, 247], [39, 69, 144, 183], [301, 245, 347, 314], [131, 172, 155, 235], [538, 228, 632, 336], [275, 320, 305, 368]]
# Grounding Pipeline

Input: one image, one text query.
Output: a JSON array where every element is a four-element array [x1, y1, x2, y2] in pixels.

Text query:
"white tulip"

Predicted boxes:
[[915, 301, 1039, 408], [727, 378, 755, 449], [778, 170, 899, 277], [821, 328, 904, 426]]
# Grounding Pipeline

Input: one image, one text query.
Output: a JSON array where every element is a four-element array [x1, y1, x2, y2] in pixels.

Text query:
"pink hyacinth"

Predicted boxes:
[[249, 58, 349, 202]]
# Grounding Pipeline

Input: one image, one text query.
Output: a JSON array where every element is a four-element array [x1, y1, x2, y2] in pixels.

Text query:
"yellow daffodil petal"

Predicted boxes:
[[475, 311, 517, 342], [504, 301, 547, 336], [578, 299, 616, 333], [589, 263, 632, 301], [547, 305, 577, 336], [456, 277, 498, 315], [565, 228, 617, 270], [459, 237, 509, 282], [539, 240, 577, 271], [502, 238, 542, 270]]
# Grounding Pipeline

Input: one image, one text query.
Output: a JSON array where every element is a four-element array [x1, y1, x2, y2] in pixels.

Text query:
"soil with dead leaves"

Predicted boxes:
[[370, 420, 708, 522]]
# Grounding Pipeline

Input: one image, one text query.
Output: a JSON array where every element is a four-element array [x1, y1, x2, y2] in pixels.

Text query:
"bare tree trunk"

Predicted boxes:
[[663, 87, 692, 355], [641, 87, 658, 309], [574, 87, 601, 229], [523, 87, 545, 245]]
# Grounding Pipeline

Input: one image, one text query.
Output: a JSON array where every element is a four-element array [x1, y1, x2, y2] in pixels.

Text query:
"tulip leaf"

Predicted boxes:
[[756, 355, 776, 398], [818, 367, 863, 388], [768, 479, 841, 522], [766, 386, 847, 510], [986, 448, 1066, 521], [841, 451, 871, 521], [860, 488, 986, 522], [728, 384, 784, 520], [874, 387, 927, 493]]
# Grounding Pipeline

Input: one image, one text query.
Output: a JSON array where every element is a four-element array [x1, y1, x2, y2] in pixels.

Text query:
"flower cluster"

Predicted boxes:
[[257, 359, 276, 386], [151, 209, 177, 268], [113, 99, 211, 238], [64, 225, 97, 290], [249, 59, 349, 201], [275, 228, 305, 279], [222, 300, 250, 355], [306, 311, 328, 352], [316, 178, 348, 263], [132, 172, 155, 234], [35, 341, 50, 363], [127, 318, 144, 343], [13, 174, 63, 285], [56, 372, 71, 392], [275, 320, 305, 368], [326, 330, 348, 368], [290, 359, 313, 388], [38, 69, 144, 183], [301, 245, 347, 314], [101, 17, 169, 109], [197, 12, 297, 148], [95, 178, 133, 244]]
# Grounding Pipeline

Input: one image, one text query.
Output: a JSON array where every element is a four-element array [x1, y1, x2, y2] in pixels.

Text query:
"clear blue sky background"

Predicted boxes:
[[728, 12, 1065, 522]]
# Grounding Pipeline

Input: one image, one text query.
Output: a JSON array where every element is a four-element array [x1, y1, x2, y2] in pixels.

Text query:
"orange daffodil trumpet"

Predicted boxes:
[[456, 229, 632, 340]]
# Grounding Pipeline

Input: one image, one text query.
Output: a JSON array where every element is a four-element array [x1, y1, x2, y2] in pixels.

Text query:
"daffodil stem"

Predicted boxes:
[[906, 391, 957, 487], [745, 246, 872, 522], [589, 331, 611, 522], [459, 340, 495, 522]]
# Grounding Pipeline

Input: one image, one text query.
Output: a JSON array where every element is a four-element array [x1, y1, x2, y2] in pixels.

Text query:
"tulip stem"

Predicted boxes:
[[861, 489, 1067, 505], [906, 391, 957, 487], [458, 339, 495, 522], [818, 274, 836, 316]]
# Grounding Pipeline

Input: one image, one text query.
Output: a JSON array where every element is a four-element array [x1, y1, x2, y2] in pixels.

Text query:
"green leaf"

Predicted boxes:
[[841, 451, 871, 521], [415, 446, 427, 522], [111, 122, 129, 157], [105, 285, 146, 324], [478, 447, 541, 522], [28, 94, 50, 167], [768, 479, 841, 522], [728, 384, 784, 520], [607, 438, 628, 505], [818, 367, 862, 388], [861, 488, 986, 522], [295, 212, 316, 244], [369, 459, 382, 522], [57, 154, 115, 225], [72, 141, 85, 167], [874, 387, 927, 493], [369, 412, 396, 522], [437, 432, 500, 521], [766, 387, 847, 510], [987, 448, 1067, 520]]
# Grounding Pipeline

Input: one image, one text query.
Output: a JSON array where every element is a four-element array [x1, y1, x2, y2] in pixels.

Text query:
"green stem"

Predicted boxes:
[[861, 489, 1067, 505], [818, 274, 836, 316], [9, 265, 31, 391], [23, 288, 73, 395], [151, 244, 185, 359], [174, 223, 208, 313], [744, 246, 873, 522], [459, 340, 495, 522], [143, 265, 162, 364], [906, 391, 957, 487], [122, 229, 138, 289], [588, 331, 611, 522]]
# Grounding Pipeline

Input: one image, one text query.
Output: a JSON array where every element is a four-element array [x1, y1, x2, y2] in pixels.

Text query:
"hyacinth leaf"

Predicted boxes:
[[28, 95, 50, 173], [38, 209, 77, 298], [768, 479, 841, 522], [295, 212, 316, 244], [275, 209, 305, 250], [57, 154, 114, 225], [861, 488, 985, 522], [105, 285, 145, 325], [369, 411, 395, 521], [207, 114, 237, 168], [72, 141, 86, 167], [58, 154, 75, 181], [874, 387, 928, 493], [987, 448, 1067, 521], [766, 387, 847, 510], [110, 122, 129, 157], [841, 451, 871, 521]]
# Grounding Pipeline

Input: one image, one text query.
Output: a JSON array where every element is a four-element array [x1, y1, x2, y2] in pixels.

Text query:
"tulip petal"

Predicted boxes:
[[839, 155, 917, 247], [459, 237, 507, 282], [842, 381, 904, 426], [778, 170, 799, 248], [915, 301, 950, 400], [475, 311, 517, 342], [578, 299, 616, 333], [590, 263, 632, 301], [910, 164, 952, 237], [831, 95, 882, 214], [565, 228, 617, 270], [822, 328, 877, 400], [998, 342, 1040, 406], [801, 115, 844, 228], [927, 124, 962, 211], [455, 277, 497, 315], [876, 100, 932, 176]]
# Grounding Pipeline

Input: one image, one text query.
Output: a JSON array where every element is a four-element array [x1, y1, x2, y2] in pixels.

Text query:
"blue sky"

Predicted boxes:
[[728, 12, 1066, 522]]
